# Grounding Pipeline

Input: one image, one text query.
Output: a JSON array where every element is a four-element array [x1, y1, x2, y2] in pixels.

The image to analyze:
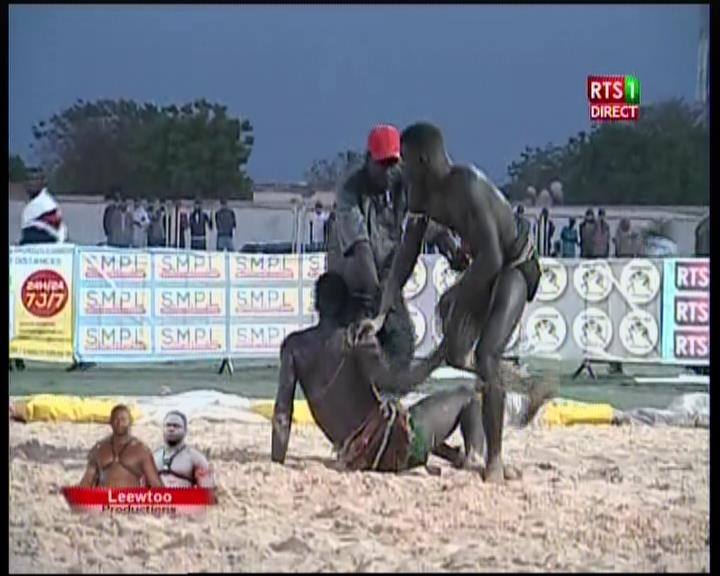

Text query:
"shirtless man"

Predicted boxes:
[[365, 123, 542, 483], [153, 411, 215, 489], [78, 404, 162, 488], [272, 272, 485, 473], [327, 124, 468, 370]]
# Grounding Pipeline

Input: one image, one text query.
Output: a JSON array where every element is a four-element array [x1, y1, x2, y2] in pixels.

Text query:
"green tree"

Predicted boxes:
[[9, 155, 28, 182], [30, 98, 254, 199], [305, 150, 364, 189], [505, 99, 709, 206]]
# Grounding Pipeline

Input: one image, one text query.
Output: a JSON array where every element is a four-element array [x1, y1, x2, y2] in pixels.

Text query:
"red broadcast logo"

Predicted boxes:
[[21, 270, 69, 318]]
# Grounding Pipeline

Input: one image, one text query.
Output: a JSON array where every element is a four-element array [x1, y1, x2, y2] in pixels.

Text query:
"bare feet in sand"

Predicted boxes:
[[483, 459, 523, 483]]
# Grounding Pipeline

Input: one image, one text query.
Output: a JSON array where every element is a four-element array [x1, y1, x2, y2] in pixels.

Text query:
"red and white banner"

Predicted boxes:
[[62, 487, 216, 515]]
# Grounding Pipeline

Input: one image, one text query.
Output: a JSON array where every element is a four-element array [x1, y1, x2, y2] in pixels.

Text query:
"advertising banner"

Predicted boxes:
[[9, 246, 75, 362], [8, 246, 687, 366], [412, 256, 664, 363], [661, 259, 709, 364], [75, 249, 228, 362]]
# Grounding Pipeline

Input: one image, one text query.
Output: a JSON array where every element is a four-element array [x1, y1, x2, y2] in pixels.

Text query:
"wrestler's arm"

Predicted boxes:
[[271, 340, 297, 464], [78, 444, 101, 487], [335, 184, 380, 297], [192, 451, 216, 489], [425, 221, 468, 272], [377, 213, 428, 323], [355, 336, 444, 394], [141, 445, 163, 488]]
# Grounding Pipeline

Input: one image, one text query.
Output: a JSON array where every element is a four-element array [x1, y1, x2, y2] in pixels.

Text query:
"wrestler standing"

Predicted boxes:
[[366, 123, 542, 483]]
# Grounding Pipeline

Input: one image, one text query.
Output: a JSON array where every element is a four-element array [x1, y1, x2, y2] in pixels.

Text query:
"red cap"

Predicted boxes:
[[367, 125, 400, 162]]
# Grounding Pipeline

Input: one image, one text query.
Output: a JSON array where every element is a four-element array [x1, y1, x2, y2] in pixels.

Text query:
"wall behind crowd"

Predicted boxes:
[[8, 193, 707, 256]]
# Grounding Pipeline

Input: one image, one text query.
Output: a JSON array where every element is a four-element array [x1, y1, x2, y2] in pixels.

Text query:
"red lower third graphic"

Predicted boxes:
[[62, 487, 216, 515]]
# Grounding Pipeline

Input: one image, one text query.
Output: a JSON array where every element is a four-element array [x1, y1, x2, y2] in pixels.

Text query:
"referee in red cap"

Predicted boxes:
[[326, 125, 465, 371]]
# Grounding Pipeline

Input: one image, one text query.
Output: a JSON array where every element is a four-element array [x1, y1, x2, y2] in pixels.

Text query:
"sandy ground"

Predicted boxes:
[[10, 416, 709, 573]]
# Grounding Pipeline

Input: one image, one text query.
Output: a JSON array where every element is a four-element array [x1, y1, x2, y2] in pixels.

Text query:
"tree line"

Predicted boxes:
[[12, 97, 708, 206], [22, 98, 254, 200]]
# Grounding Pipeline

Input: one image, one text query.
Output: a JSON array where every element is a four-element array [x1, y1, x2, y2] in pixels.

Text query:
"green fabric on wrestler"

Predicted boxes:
[[406, 414, 431, 468]]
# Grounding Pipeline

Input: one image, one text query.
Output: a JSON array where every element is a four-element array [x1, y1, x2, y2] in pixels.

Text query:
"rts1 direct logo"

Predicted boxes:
[[587, 75, 640, 122]]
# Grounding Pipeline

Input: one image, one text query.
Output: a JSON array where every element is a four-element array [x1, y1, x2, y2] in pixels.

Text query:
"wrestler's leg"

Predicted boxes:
[[440, 268, 494, 372], [408, 386, 484, 469], [473, 267, 527, 483]]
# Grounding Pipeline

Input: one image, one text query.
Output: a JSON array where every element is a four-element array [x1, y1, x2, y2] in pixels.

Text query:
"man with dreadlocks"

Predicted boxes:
[[153, 410, 215, 488], [272, 272, 488, 473]]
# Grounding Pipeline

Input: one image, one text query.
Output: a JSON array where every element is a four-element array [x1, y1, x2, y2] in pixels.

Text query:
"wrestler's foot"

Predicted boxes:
[[483, 459, 522, 483], [455, 449, 484, 472], [484, 459, 504, 483], [525, 380, 557, 425]]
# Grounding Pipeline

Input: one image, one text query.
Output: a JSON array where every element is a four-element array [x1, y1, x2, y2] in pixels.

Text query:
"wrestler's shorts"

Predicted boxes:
[[406, 414, 431, 469]]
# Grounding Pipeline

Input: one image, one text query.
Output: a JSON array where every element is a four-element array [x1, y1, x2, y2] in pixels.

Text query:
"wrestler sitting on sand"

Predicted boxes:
[[363, 123, 542, 483], [153, 410, 215, 489], [78, 404, 162, 488], [271, 272, 486, 473]]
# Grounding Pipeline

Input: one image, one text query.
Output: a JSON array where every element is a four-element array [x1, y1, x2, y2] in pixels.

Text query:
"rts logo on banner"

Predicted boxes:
[[587, 75, 640, 122]]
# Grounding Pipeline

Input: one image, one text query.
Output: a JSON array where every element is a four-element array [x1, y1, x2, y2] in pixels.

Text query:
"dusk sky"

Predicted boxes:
[[9, 5, 702, 184]]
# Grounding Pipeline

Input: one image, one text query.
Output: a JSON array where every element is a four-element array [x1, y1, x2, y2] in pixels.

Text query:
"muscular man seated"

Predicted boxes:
[[271, 272, 484, 473], [78, 404, 162, 488], [153, 411, 215, 489]]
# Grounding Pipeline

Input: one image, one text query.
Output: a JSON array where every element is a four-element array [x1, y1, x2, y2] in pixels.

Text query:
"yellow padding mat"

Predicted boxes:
[[11, 395, 142, 424], [250, 400, 316, 426], [539, 400, 615, 427]]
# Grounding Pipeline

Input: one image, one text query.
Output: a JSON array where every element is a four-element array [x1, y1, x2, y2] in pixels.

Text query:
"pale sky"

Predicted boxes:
[[9, 5, 703, 184]]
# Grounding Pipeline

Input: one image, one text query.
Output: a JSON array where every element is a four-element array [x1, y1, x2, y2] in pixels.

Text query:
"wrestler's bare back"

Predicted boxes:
[[278, 326, 379, 445]]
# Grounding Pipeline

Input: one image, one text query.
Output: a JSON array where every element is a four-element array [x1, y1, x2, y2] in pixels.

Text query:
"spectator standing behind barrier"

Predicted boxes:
[[579, 209, 596, 258], [695, 214, 710, 256], [535, 207, 555, 256], [189, 200, 212, 250], [560, 218, 579, 258], [102, 193, 119, 244], [514, 204, 531, 241], [148, 200, 167, 247], [215, 199, 236, 251], [131, 199, 150, 248], [20, 180, 67, 244], [108, 199, 133, 248], [593, 208, 611, 258], [308, 202, 328, 251], [614, 217, 638, 257], [325, 204, 336, 247]]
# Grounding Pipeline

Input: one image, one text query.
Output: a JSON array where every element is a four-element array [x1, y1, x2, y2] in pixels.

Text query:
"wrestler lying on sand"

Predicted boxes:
[[78, 404, 162, 488], [363, 123, 543, 483], [272, 272, 487, 473]]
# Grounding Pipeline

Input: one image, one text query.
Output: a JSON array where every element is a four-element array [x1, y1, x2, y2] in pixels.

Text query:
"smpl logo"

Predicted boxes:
[[587, 75, 640, 122]]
